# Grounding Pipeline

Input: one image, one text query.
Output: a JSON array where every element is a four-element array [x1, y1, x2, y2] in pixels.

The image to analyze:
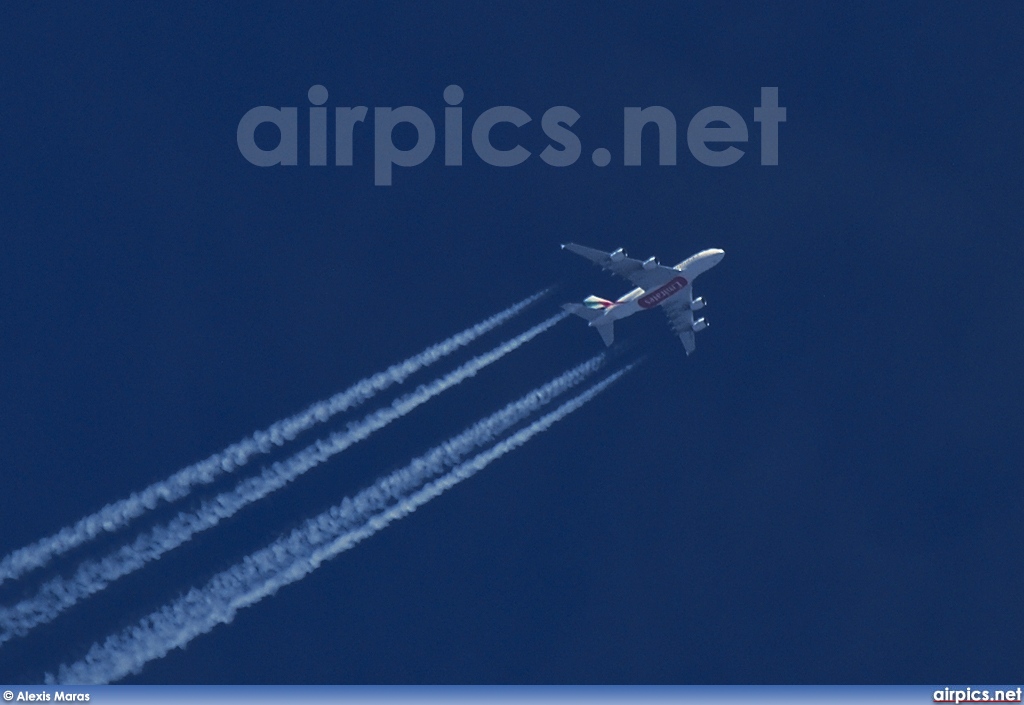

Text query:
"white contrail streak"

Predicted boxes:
[[0, 292, 546, 587], [48, 363, 634, 685], [0, 312, 569, 645]]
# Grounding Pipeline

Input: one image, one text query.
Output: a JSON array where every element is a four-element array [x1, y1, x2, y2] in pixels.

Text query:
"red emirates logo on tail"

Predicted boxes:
[[638, 277, 688, 308]]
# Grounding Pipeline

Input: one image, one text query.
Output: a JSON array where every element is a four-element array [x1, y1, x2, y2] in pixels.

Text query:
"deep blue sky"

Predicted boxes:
[[2, 2, 1022, 685]]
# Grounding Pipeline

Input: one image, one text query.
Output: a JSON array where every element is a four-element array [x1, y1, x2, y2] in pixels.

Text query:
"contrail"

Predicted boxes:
[[0, 311, 569, 646], [48, 362, 634, 685], [0, 291, 546, 587]]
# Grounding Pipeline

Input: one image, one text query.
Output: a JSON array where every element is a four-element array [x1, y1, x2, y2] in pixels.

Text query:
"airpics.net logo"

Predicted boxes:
[[236, 85, 786, 186]]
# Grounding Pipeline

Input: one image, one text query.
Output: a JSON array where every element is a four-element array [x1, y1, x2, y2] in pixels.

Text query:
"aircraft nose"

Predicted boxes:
[[706, 248, 725, 265]]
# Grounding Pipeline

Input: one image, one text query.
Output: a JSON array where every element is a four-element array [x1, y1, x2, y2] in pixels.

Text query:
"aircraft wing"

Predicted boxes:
[[562, 243, 681, 291], [662, 289, 698, 355]]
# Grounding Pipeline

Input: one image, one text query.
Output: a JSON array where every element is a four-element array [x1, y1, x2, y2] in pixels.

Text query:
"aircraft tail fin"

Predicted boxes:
[[583, 295, 614, 310], [561, 303, 615, 347]]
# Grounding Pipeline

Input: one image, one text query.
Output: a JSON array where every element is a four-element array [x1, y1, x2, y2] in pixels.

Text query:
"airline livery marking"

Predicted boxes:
[[638, 277, 688, 309]]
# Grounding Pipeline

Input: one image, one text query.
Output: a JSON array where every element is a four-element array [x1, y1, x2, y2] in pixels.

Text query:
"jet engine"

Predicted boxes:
[[692, 317, 708, 332], [690, 297, 705, 311], [609, 248, 626, 262], [642, 256, 658, 270]]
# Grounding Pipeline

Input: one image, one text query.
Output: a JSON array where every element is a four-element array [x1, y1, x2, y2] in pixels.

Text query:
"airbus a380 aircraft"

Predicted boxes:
[[561, 243, 725, 355]]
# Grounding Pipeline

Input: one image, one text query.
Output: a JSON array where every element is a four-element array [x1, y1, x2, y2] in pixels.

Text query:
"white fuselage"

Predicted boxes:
[[595, 248, 725, 324]]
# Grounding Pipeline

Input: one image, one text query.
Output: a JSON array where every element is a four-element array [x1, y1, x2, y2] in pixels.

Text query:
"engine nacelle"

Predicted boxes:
[[690, 297, 705, 311], [692, 317, 708, 332], [642, 256, 658, 270], [609, 248, 626, 262]]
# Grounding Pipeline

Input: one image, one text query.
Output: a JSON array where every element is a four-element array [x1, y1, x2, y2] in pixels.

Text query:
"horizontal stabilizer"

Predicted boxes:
[[594, 321, 614, 347], [562, 302, 602, 322], [562, 303, 615, 347]]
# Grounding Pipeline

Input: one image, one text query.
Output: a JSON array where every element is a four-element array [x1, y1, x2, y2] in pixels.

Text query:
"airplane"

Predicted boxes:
[[561, 243, 725, 355]]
